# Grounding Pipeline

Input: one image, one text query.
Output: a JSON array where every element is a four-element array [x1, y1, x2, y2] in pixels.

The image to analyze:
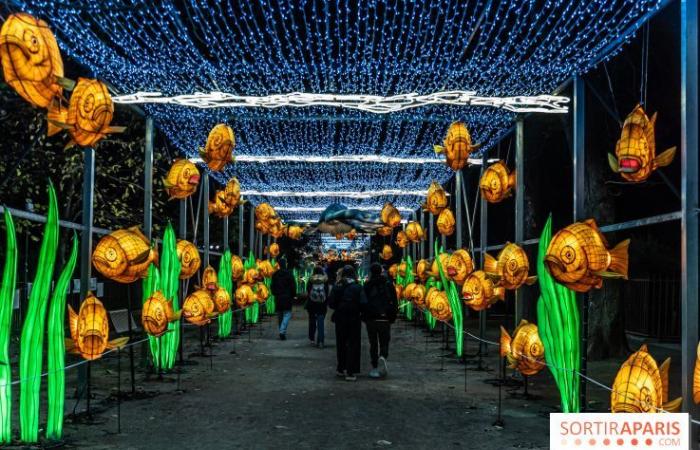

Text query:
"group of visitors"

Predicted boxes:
[[270, 257, 398, 381]]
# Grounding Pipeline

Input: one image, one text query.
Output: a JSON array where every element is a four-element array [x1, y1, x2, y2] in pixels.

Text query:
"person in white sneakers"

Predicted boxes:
[[362, 263, 398, 379]]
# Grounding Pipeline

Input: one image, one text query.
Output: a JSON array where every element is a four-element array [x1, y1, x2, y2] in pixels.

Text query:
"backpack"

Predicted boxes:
[[366, 279, 391, 317], [309, 283, 326, 303]]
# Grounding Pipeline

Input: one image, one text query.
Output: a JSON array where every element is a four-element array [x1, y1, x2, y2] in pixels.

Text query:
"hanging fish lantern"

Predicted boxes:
[[416, 259, 430, 282], [200, 124, 235, 172], [223, 177, 243, 208], [163, 159, 200, 200], [231, 255, 244, 281], [422, 181, 449, 215], [484, 243, 536, 290], [499, 320, 546, 376], [479, 160, 515, 203], [255, 282, 269, 303], [406, 283, 426, 308], [436, 209, 455, 236], [176, 239, 200, 280], [201, 265, 218, 292], [257, 260, 275, 278], [255, 202, 277, 222], [243, 268, 260, 284], [235, 284, 255, 308], [462, 270, 505, 311], [66, 293, 129, 360], [92, 227, 157, 283], [212, 287, 231, 314], [445, 249, 474, 285], [427, 289, 452, 322], [694, 343, 700, 404], [397, 261, 410, 278], [0, 13, 66, 136], [376, 225, 393, 237], [395, 284, 403, 302], [209, 189, 234, 218], [608, 105, 676, 183], [268, 243, 280, 258], [434, 122, 480, 171], [380, 245, 393, 261], [395, 230, 409, 248], [611, 344, 682, 413], [286, 225, 303, 240], [388, 264, 398, 279], [142, 291, 181, 337], [428, 253, 450, 278], [405, 221, 425, 243], [545, 219, 629, 293], [182, 289, 216, 326], [269, 220, 286, 239], [381, 203, 401, 228]]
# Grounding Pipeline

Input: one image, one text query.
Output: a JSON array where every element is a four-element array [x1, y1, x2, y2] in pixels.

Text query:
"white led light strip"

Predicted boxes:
[[113, 90, 570, 113], [190, 155, 500, 165], [242, 189, 425, 198], [275, 206, 416, 212]]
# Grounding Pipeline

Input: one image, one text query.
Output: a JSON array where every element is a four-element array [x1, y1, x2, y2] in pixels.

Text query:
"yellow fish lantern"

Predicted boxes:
[[499, 320, 546, 376], [694, 343, 700, 404], [182, 289, 216, 326], [0, 13, 66, 135], [484, 243, 537, 290], [176, 239, 201, 280], [380, 245, 393, 261], [388, 263, 398, 280], [234, 284, 255, 308], [212, 287, 231, 314], [608, 105, 676, 183], [395, 230, 409, 248], [223, 177, 243, 208], [200, 124, 235, 172], [243, 267, 260, 285], [376, 225, 393, 237], [255, 282, 270, 303], [416, 259, 430, 282], [610, 344, 682, 413], [545, 219, 630, 293], [63, 78, 124, 148], [92, 227, 156, 283], [462, 270, 505, 311], [201, 265, 218, 292], [381, 203, 401, 228], [428, 252, 450, 278], [407, 283, 426, 308], [286, 225, 303, 240], [422, 181, 448, 215], [268, 242, 280, 258], [231, 255, 244, 281], [434, 122, 480, 171], [209, 190, 234, 218], [66, 293, 128, 360], [270, 221, 286, 239], [405, 221, 425, 243], [479, 161, 516, 203], [436, 208, 455, 236], [255, 202, 277, 222], [141, 291, 181, 337], [397, 261, 410, 278], [257, 260, 275, 278], [445, 249, 474, 285], [427, 290, 452, 322], [163, 159, 200, 200]]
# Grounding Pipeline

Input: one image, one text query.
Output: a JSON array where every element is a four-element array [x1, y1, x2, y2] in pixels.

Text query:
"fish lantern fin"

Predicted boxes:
[[493, 287, 506, 302], [659, 357, 671, 404], [64, 140, 77, 150], [483, 253, 499, 275], [64, 338, 79, 354], [508, 170, 516, 192], [662, 397, 683, 413], [198, 147, 206, 157], [607, 153, 620, 173], [162, 177, 174, 189], [654, 146, 677, 168], [525, 275, 538, 285], [128, 226, 150, 244], [107, 337, 130, 350], [639, 344, 649, 353], [499, 326, 511, 358], [433, 145, 445, 155], [592, 271, 625, 279], [55, 76, 76, 91], [649, 111, 658, 127], [68, 304, 79, 342], [107, 126, 127, 134], [207, 312, 218, 318], [47, 98, 69, 136], [608, 239, 630, 279]]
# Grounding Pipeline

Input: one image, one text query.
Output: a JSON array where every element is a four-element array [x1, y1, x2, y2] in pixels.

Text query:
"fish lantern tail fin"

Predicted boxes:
[[659, 357, 671, 404], [47, 99, 69, 137], [662, 397, 683, 413], [508, 170, 516, 192], [107, 126, 127, 134], [525, 275, 538, 286], [68, 304, 79, 342], [107, 337, 130, 350], [483, 253, 499, 275], [55, 76, 76, 91], [433, 145, 445, 155], [64, 338, 79, 354], [494, 287, 506, 302], [608, 239, 630, 279], [608, 153, 620, 173], [499, 326, 511, 358], [694, 342, 700, 405], [654, 146, 677, 168]]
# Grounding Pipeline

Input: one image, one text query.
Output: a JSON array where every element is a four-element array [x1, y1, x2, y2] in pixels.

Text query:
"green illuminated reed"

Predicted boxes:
[[46, 233, 78, 440], [217, 250, 232, 338], [0, 210, 17, 443], [265, 257, 276, 315], [142, 263, 162, 368], [424, 276, 438, 330], [434, 240, 463, 357], [244, 252, 259, 323], [402, 256, 414, 320], [20, 183, 59, 443], [536, 216, 580, 412], [159, 224, 181, 370]]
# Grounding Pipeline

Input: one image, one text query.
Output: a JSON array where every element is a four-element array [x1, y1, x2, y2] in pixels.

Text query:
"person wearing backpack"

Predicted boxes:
[[306, 266, 329, 348], [362, 263, 398, 378]]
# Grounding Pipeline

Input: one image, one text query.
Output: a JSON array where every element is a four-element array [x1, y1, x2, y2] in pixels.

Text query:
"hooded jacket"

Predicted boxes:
[[305, 274, 329, 314]]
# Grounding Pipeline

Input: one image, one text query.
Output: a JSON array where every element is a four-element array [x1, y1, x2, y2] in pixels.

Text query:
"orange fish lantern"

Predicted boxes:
[[381, 203, 401, 228], [611, 344, 682, 413], [61, 78, 124, 148], [479, 160, 515, 203], [141, 291, 181, 337], [434, 122, 480, 171], [462, 270, 505, 311], [182, 289, 216, 326], [163, 159, 200, 200], [406, 283, 426, 308], [405, 221, 425, 243], [436, 208, 455, 236], [255, 282, 269, 303], [66, 293, 128, 360], [499, 320, 546, 376], [395, 284, 403, 301], [201, 265, 218, 292], [694, 343, 700, 404], [255, 202, 277, 222], [209, 190, 234, 218], [416, 259, 430, 282], [428, 252, 450, 278], [376, 225, 393, 237], [213, 287, 231, 313], [243, 268, 260, 284], [445, 249, 474, 285], [422, 181, 448, 215], [223, 177, 243, 208], [235, 284, 255, 308], [92, 227, 157, 283], [286, 225, 303, 240], [484, 243, 536, 290], [231, 255, 244, 281], [427, 289, 452, 322], [545, 219, 629, 293], [200, 124, 235, 172], [176, 239, 200, 280], [608, 105, 676, 183], [268, 242, 280, 258], [257, 260, 275, 278], [388, 264, 398, 280], [397, 261, 410, 278], [395, 230, 409, 248], [0, 13, 66, 135], [269, 221, 286, 239], [380, 245, 393, 261]]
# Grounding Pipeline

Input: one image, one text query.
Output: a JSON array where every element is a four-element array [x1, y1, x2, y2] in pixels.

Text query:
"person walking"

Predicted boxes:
[[328, 265, 366, 381], [362, 263, 398, 378], [271, 258, 296, 340], [306, 266, 329, 348]]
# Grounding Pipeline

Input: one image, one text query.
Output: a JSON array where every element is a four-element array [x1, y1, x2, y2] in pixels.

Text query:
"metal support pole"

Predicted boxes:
[[572, 75, 587, 411], [223, 216, 229, 251], [203, 175, 210, 267], [514, 117, 525, 325], [428, 214, 434, 258], [178, 199, 186, 365], [249, 207, 255, 257], [455, 171, 463, 250], [479, 161, 488, 357], [78, 147, 94, 404], [238, 204, 244, 256], [681, 0, 699, 426], [420, 211, 426, 259], [143, 117, 154, 240]]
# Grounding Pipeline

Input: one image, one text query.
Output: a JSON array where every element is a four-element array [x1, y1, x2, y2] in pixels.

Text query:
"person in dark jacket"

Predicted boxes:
[[362, 263, 398, 378], [305, 266, 329, 348], [271, 258, 296, 340], [327, 265, 366, 381]]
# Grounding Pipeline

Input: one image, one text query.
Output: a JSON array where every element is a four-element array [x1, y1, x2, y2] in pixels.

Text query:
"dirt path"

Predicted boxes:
[[63, 307, 551, 449]]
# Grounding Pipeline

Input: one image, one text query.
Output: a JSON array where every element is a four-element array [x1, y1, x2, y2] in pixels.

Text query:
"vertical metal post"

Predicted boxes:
[[681, 0, 699, 425], [78, 147, 94, 403], [178, 199, 186, 364], [419, 211, 426, 259], [479, 160, 488, 356], [143, 117, 154, 241], [203, 174, 210, 267], [572, 75, 587, 411], [238, 204, 244, 256], [514, 117, 525, 326], [428, 214, 434, 258], [455, 171, 463, 250], [223, 216, 229, 251], [248, 207, 255, 257]]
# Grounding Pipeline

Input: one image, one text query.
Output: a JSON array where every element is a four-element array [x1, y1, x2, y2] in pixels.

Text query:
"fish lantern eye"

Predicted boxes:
[[105, 247, 118, 262], [490, 179, 499, 190], [182, 251, 191, 264], [639, 387, 652, 411], [183, 167, 190, 178], [81, 94, 95, 117], [560, 245, 576, 265], [506, 259, 518, 272], [22, 30, 40, 53]]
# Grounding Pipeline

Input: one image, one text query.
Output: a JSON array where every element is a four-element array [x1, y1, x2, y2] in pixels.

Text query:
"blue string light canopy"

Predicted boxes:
[[11, 0, 667, 221]]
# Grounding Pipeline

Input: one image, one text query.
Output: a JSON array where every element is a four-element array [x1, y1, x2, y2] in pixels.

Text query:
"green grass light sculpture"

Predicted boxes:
[[143, 263, 162, 368], [218, 250, 233, 338], [158, 224, 181, 370], [434, 240, 463, 357], [0, 210, 17, 444]]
